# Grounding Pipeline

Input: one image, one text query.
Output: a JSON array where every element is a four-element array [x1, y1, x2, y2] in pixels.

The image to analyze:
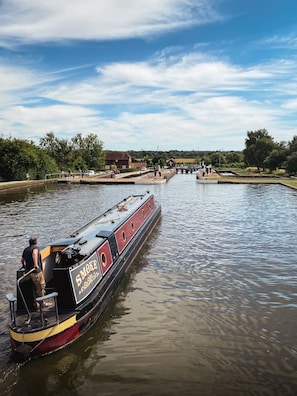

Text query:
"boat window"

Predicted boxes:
[[122, 231, 126, 242], [101, 252, 107, 267]]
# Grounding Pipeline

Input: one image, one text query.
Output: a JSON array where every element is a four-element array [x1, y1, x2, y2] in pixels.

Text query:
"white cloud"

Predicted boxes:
[[0, 64, 50, 105], [282, 99, 297, 110], [0, 104, 98, 141], [1, 9, 297, 152], [96, 53, 272, 93], [39, 53, 273, 110], [261, 34, 297, 50], [0, 0, 220, 45], [1, 47, 297, 150]]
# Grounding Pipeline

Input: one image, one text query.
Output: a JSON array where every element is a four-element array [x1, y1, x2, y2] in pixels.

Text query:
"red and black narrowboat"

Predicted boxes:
[[6, 191, 161, 362]]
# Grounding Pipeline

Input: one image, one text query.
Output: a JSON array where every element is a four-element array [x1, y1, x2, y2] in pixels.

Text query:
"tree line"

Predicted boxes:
[[130, 129, 297, 174], [1, 129, 297, 181], [243, 129, 297, 174], [0, 132, 105, 181]]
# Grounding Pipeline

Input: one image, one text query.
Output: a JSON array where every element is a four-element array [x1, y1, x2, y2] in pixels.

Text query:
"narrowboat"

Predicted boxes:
[[6, 191, 161, 362]]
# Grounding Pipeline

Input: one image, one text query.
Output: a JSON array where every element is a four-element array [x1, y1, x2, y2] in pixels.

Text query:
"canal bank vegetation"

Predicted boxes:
[[1, 129, 297, 182], [0, 132, 105, 181]]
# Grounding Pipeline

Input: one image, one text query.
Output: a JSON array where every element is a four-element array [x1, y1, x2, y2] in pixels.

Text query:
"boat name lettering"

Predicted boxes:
[[70, 252, 102, 304], [78, 272, 100, 295], [76, 260, 98, 287]]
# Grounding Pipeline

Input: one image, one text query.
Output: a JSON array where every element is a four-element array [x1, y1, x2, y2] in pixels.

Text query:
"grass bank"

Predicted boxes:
[[218, 177, 297, 189], [215, 167, 297, 190]]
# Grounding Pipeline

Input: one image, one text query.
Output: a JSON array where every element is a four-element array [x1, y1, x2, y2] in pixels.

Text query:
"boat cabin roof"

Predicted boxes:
[[50, 193, 151, 258]]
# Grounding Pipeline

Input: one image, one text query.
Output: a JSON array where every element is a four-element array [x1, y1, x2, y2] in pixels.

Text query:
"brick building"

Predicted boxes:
[[105, 151, 132, 169]]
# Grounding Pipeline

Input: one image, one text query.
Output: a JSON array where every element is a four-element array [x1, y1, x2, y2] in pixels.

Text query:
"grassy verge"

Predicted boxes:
[[216, 167, 297, 189], [278, 180, 297, 189]]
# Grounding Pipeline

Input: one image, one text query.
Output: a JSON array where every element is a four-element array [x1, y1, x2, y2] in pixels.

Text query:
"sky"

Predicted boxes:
[[1, 0, 297, 152]]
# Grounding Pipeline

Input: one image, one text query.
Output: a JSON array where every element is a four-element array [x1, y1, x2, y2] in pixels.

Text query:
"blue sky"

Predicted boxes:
[[1, 0, 297, 151]]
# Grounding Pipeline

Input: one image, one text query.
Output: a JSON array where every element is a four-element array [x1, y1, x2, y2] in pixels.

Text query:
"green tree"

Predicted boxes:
[[288, 135, 297, 154], [243, 129, 276, 170], [143, 155, 152, 167], [71, 133, 105, 170], [0, 137, 58, 181], [264, 143, 287, 172], [208, 151, 225, 167], [35, 150, 58, 179], [40, 132, 73, 170], [40, 132, 105, 171], [286, 152, 297, 175], [284, 136, 297, 175], [225, 151, 244, 164], [151, 153, 167, 167]]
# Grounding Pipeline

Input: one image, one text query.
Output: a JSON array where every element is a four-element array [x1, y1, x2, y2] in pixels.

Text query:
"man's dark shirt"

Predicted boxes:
[[22, 245, 36, 271]]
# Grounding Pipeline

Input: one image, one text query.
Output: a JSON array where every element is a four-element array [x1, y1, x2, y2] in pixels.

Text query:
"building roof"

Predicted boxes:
[[105, 151, 131, 161]]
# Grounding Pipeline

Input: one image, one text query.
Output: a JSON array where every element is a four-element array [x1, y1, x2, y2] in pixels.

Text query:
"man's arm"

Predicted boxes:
[[32, 248, 39, 269]]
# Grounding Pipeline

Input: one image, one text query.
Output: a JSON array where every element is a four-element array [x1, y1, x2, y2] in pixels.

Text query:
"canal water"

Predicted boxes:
[[0, 174, 297, 395]]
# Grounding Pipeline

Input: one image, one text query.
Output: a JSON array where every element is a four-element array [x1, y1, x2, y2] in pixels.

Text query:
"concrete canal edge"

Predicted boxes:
[[58, 168, 176, 185], [1, 171, 297, 193], [0, 169, 176, 192], [0, 179, 50, 193]]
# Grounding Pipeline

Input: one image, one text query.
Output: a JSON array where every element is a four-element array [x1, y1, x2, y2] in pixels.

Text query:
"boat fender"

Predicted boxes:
[[13, 344, 32, 363], [55, 252, 61, 265]]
